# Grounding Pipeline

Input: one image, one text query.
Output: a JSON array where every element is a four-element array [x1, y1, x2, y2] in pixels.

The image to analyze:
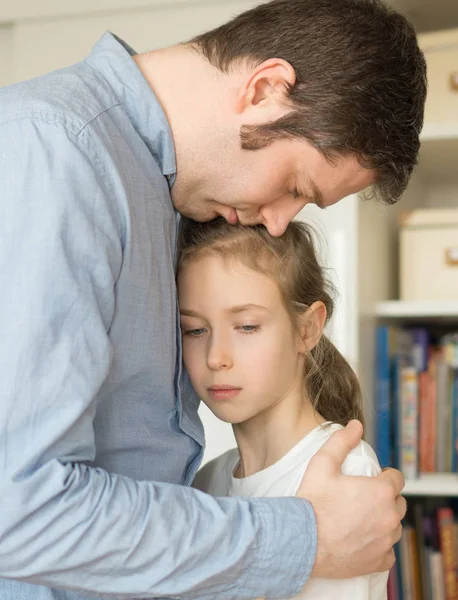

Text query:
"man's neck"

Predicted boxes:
[[132, 45, 242, 214]]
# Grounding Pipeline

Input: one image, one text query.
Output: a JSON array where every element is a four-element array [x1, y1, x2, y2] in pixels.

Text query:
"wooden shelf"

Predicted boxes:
[[376, 300, 458, 319], [404, 474, 458, 497], [421, 123, 458, 141]]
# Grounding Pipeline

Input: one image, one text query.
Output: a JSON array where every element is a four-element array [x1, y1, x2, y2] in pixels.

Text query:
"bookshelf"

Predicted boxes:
[[404, 474, 458, 497], [376, 301, 458, 320]]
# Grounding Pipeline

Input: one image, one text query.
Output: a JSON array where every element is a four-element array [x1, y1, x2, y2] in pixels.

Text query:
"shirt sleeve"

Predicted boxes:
[[298, 443, 388, 600], [342, 441, 383, 477], [300, 571, 388, 600], [0, 117, 317, 599]]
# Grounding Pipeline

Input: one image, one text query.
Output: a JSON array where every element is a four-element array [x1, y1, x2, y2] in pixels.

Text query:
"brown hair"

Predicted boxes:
[[178, 217, 364, 428], [191, 0, 427, 205]]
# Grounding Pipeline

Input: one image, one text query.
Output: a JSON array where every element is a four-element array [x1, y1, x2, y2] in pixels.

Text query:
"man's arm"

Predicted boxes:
[[0, 117, 315, 599]]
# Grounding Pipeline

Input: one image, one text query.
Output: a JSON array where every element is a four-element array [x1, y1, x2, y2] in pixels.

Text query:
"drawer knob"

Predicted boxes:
[[445, 247, 458, 265], [450, 72, 458, 91]]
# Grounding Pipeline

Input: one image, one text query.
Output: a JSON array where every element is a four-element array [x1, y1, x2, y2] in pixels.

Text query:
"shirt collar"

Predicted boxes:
[[85, 32, 176, 183]]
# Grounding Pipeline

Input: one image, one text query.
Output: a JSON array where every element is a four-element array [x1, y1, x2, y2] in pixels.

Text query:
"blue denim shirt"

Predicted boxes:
[[0, 32, 316, 600]]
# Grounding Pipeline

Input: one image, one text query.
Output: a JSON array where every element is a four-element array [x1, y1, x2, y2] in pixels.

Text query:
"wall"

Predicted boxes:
[[0, 0, 239, 22], [0, 23, 12, 86], [10, 1, 256, 82]]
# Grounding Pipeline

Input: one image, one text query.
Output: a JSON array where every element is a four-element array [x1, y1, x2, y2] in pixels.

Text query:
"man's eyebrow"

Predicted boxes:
[[310, 179, 325, 209]]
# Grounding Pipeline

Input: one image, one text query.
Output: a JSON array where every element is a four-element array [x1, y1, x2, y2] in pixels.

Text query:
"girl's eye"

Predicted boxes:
[[237, 325, 260, 334], [183, 328, 206, 337], [292, 189, 300, 199]]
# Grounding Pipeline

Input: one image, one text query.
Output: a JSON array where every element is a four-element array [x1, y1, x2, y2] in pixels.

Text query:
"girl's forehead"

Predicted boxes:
[[179, 251, 283, 292]]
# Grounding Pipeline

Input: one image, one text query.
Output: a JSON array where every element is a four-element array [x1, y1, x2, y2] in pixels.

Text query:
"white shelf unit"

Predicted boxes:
[[376, 301, 458, 320], [404, 474, 458, 497]]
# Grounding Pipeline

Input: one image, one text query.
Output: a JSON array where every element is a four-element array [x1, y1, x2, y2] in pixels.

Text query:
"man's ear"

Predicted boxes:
[[234, 58, 296, 118], [297, 301, 327, 353]]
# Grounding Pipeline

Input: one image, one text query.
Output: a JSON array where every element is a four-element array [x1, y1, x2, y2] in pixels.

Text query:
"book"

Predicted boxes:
[[436, 358, 449, 473], [413, 503, 428, 599], [401, 525, 414, 600], [431, 551, 446, 600], [376, 325, 394, 467], [438, 507, 458, 600], [400, 367, 419, 480], [419, 371, 433, 473]]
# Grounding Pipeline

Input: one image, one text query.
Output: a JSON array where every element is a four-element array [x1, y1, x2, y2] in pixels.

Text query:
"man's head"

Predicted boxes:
[[143, 0, 426, 235]]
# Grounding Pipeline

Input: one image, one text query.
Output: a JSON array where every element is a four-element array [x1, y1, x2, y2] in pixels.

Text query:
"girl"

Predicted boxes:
[[177, 217, 388, 600]]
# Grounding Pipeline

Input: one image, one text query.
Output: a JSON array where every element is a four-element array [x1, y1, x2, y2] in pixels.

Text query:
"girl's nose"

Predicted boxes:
[[206, 336, 233, 370]]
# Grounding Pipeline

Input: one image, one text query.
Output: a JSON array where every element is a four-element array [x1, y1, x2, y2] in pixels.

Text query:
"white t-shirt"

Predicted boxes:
[[194, 422, 388, 600]]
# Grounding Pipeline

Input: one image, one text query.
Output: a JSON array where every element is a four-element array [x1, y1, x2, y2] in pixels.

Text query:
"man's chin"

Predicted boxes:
[[174, 196, 239, 225]]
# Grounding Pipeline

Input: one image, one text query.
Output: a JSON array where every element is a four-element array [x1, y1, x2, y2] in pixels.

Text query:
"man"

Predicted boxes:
[[0, 0, 426, 598]]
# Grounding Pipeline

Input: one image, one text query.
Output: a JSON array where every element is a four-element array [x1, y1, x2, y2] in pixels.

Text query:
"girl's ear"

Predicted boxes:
[[298, 301, 327, 353]]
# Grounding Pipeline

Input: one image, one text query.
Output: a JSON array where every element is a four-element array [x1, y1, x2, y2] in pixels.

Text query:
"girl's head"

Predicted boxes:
[[177, 217, 363, 428]]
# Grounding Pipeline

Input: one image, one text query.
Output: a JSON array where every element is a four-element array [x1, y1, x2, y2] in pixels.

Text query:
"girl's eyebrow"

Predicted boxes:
[[179, 309, 201, 317], [180, 304, 268, 317], [228, 304, 268, 314]]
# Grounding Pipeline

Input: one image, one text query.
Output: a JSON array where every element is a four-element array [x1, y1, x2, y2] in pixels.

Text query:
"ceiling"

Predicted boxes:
[[390, 0, 458, 33]]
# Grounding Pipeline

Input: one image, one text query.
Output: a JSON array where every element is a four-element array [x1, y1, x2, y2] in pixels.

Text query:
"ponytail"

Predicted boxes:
[[307, 335, 364, 429]]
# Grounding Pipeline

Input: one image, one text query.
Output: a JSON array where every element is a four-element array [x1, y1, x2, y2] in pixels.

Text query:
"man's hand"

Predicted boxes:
[[297, 420, 406, 579]]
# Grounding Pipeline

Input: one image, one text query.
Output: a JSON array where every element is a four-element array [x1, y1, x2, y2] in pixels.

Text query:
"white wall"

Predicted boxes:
[[0, 0, 243, 22], [0, 23, 12, 86], [10, 1, 255, 82], [297, 197, 359, 368]]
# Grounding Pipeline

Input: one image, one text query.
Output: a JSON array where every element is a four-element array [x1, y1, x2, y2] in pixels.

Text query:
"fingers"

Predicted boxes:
[[392, 524, 403, 546], [383, 549, 396, 572], [306, 420, 363, 477], [346, 419, 364, 441], [380, 467, 405, 496], [395, 493, 407, 521]]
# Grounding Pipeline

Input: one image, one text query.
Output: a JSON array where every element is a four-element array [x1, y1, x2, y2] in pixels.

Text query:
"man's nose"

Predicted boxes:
[[259, 196, 309, 237]]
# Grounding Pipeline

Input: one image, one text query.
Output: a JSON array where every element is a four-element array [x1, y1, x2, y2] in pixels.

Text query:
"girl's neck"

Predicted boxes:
[[232, 394, 326, 478]]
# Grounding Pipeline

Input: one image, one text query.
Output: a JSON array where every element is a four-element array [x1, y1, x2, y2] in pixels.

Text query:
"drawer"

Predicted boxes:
[[400, 209, 458, 301], [419, 28, 458, 125]]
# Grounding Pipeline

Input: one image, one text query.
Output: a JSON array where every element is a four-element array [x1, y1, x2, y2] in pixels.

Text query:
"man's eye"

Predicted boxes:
[[183, 328, 206, 337]]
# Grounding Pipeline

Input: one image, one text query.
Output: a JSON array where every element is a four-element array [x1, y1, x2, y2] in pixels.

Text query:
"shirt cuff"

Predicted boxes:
[[241, 497, 317, 599]]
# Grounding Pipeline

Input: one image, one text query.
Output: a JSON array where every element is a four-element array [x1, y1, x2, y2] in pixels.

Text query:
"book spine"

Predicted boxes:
[[376, 326, 392, 467], [401, 367, 418, 480], [438, 507, 458, 600], [419, 371, 432, 473]]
